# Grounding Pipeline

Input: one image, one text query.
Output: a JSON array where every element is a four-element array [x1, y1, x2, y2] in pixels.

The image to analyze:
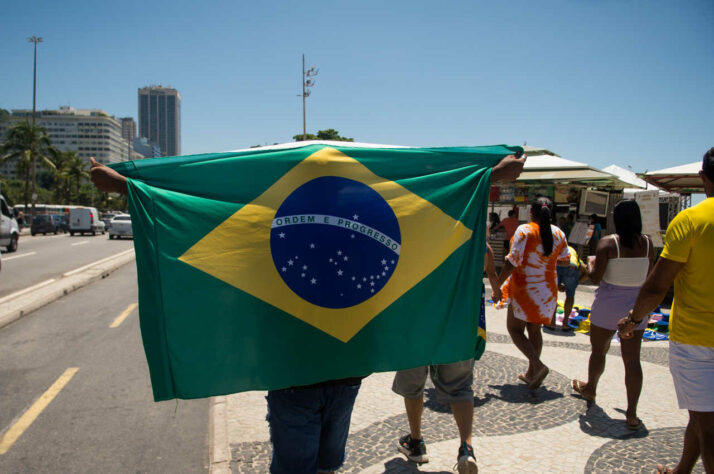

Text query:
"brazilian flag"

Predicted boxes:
[[111, 143, 520, 401]]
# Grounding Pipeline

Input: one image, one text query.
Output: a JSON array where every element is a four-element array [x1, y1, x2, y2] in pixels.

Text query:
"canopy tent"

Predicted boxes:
[[642, 162, 704, 194], [603, 164, 667, 198], [517, 154, 636, 189]]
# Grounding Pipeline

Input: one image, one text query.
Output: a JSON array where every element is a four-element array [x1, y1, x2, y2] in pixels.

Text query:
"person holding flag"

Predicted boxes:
[[89, 147, 525, 474]]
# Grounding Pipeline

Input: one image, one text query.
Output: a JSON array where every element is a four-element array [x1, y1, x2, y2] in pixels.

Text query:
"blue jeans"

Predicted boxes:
[[267, 382, 361, 473], [557, 265, 579, 298]]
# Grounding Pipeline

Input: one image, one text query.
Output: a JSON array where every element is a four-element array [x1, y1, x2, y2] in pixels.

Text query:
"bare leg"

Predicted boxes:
[[526, 322, 543, 360], [450, 401, 473, 445], [404, 397, 424, 440], [506, 305, 545, 379], [563, 294, 575, 325], [620, 329, 644, 425], [691, 410, 714, 472], [581, 325, 615, 397]]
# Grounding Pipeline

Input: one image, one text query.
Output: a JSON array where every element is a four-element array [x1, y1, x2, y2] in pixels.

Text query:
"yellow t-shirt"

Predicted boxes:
[[660, 197, 714, 347]]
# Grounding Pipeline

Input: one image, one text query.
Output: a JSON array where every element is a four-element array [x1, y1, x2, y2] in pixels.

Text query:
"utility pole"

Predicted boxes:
[[28, 35, 43, 220], [301, 54, 318, 141]]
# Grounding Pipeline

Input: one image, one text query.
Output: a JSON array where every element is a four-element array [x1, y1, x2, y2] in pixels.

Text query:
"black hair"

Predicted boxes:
[[531, 197, 554, 256], [703, 147, 714, 182], [590, 213, 598, 222], [508, 210, 516, 217], [613, 199, 642, 249]]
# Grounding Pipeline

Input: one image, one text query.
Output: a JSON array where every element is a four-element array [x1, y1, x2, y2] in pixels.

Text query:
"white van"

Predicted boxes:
[[0, 194, 20, 252], [69, 207, 106, 236]]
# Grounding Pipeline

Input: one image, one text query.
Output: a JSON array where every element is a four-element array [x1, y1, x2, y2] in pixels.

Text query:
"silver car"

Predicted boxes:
[[108, 214, 133, 240]]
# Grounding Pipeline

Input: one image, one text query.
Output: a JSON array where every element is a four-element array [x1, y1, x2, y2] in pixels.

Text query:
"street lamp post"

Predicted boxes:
[[301, 54, 318, 141], [28, 36, 43, 221]]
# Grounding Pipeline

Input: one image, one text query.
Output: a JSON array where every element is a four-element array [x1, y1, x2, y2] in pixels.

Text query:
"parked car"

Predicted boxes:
[[108, 214, 132, 239], [31, 214, 66, 235], [69, 207, 105, 236], [0, 194, 19, 252], [101, 212, 117, 230], [57, 214, 69, 233]]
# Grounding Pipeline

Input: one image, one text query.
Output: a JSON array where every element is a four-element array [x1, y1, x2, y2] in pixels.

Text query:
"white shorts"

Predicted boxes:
[[669, 341, 714, 412]]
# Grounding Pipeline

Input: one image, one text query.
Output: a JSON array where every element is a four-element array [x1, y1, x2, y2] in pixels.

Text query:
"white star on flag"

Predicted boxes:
[[311, 278, 317, 284], [353, 214, 359, 220], [279, 232, 285, 238]]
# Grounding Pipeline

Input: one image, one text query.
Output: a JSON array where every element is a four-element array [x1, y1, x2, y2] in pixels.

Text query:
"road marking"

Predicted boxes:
[[0, 367, 79, 455], [0, 279, 57, 305], [62, 249, 134, 277], [110, 303, 137, 328], [70, 241, 89, 246], [3, 252, 36, 261]]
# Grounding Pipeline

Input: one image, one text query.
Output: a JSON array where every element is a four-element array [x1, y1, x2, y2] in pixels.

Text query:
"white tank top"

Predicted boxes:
[[602, 235, 650, 287]]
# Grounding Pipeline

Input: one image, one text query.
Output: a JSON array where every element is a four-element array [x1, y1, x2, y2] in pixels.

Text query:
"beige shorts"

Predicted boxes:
[[392, 359, 474, 405], [669, 341, 714, 412]]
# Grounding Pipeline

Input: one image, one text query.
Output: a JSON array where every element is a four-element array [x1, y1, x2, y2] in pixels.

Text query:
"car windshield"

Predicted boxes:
[[33, 215, 49, 223], [113, 216, 131, 221]]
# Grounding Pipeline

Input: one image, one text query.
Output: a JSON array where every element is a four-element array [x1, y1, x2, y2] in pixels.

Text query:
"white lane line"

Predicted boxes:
[[70, 241, 89, 246], [3, 252, 37, 261], [0, 279, 57, 305], [62, 249, 134, 277]]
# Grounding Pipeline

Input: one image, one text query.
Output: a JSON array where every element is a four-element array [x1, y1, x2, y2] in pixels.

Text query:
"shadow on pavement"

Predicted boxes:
[[577, 402, 650, 439], [383, 457, 453, 473]]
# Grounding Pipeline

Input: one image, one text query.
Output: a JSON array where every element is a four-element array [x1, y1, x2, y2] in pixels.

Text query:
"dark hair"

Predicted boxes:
[[590, 213, 598, 222], [508, 210, 516, 217], [531, 197, 554, 256], [703, 147, 714, 182], [489, 212, 500, 223], [613, 199, 642, 248]]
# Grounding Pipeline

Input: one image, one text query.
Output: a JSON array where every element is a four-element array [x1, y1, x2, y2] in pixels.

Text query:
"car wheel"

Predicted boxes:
[[54, 228, 58, 235], [31, 231, 36, 236], [70, 231, 74, 236], [7, 234, 18, 252], [91, 230, 96, 236]]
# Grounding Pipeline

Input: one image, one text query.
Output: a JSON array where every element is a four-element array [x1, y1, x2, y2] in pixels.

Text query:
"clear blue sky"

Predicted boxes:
[[1, 0, 712, 172]]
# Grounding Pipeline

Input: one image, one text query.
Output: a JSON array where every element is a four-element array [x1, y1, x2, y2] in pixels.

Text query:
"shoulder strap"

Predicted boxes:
[[613, 234, 620, 258], [644, 234, 650, 257]]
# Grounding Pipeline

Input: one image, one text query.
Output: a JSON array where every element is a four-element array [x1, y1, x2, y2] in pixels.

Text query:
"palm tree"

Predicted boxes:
[[0, 121, 56, 215], [48, 149, 73, 204], [65, 153, 88, 202]]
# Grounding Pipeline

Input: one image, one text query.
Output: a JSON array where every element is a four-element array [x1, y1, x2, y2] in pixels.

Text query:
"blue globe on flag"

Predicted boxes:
[[270, 176, 401, 308]]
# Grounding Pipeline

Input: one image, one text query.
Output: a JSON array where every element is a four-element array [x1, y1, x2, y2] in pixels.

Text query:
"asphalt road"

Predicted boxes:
[[0, 263, 209, 473], [0, 232, 134, 298]]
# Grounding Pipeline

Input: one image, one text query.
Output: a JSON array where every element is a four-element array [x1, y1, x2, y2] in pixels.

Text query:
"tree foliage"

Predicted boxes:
[[293, 129, 354, 142]]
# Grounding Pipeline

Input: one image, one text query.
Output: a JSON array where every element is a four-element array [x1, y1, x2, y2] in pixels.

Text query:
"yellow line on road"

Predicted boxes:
[[110, 303, 137, 328], [0, 367, 79, 455]]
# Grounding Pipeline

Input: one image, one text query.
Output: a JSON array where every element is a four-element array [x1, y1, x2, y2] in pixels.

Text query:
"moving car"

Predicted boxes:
[[31, 214, 66, 235], [69, 207, 105, 236], [0, 194, 19, 252], [108, 214, 132, 239]]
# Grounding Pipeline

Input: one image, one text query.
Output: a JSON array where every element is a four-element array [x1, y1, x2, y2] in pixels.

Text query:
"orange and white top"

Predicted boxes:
[[502, 223, 570, 324]]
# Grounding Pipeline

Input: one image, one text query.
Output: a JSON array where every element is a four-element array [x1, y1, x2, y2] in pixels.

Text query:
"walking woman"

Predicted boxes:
[[572, 199, 654, 430], [495, 197, 570, 389]]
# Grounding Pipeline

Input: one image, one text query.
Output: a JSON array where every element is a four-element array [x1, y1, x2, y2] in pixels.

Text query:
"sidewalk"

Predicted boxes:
[[217, 285, 703, 473]]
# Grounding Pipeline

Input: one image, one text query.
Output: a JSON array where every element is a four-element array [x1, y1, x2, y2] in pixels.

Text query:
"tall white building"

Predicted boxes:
[[0, 106, 129, 179]]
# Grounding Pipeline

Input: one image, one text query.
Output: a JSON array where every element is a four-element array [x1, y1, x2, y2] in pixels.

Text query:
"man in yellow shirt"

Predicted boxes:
[[619, 147, 714, 474]]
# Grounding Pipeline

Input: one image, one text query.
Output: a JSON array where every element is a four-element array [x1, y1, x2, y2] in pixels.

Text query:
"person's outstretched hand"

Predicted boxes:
[[491, 154, 526, 183], [90, 157, 128, 194]]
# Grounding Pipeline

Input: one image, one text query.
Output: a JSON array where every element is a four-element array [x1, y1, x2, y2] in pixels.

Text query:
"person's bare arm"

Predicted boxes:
[[586, 236, 613, 285], [90, 157, 128, 194], [491, 154, 526, 183], [618, 257, 685, 338]]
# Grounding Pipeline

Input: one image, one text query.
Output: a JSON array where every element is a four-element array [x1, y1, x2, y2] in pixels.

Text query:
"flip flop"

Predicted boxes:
[[626, 418, 642, 431], [571, 379, 595, 402], [528, 366, 549, 389]]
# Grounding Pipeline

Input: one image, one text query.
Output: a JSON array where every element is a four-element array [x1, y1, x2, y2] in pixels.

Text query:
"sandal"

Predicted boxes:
[[528, 365, 549, 389], [571, 379, 595, 402], [626, 417, 642, 431]]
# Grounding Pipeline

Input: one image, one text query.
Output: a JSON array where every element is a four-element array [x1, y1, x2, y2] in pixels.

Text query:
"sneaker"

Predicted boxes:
[[457, 441, 478, 474], [397, 434, 428, 463]]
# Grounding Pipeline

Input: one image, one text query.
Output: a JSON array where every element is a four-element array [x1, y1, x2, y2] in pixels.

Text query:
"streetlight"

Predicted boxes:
[[300, 54, 318, 140], [28, 35, 43, 220]]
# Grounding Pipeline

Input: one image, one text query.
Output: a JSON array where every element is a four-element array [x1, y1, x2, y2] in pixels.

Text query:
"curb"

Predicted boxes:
[[209, 396, 231, 474], [0, 249, 136, 329]]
